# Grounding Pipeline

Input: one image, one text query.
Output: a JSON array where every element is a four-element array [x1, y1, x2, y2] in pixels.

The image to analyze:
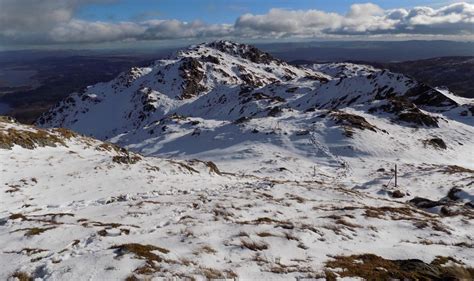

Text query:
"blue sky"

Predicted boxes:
[[77, 0, 467, 23], [1, 0, 473, 49]]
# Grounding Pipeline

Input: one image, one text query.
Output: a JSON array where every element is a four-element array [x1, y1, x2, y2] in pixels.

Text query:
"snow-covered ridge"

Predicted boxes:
[[34, 40, 474, 184]]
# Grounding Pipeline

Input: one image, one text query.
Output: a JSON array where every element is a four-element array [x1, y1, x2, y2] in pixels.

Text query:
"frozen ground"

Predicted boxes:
[[1, 115, 473, 280]]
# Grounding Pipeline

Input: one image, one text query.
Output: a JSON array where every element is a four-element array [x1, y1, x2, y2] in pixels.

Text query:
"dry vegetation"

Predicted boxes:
[[325, 254, 474, 280]]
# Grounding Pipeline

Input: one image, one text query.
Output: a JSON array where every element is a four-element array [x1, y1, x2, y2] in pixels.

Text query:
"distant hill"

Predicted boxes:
[[378, 57, 474, 98], [292, 56, 474, 98], [261, 40, 474, 62]]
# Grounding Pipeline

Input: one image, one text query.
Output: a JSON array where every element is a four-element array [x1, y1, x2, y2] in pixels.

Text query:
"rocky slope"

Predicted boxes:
[[1, 41, 473, 280]]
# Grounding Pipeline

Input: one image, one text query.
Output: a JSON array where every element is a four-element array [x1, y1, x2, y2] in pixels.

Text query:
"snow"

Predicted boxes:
[[2, 41, 474, 280]]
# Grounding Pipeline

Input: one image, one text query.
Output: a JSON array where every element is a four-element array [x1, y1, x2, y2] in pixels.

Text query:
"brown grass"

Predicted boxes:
[[0, 127, 66, 150], [5, 248, 47, 256], [95, 142, 125, 153], [9, 213, 27, 220], [325, 254, 474, 280], [256, 231, 276, 237], [189, 159, 222, 175], [194, 245, 217, 255], [110, 243, 169, 264], [52, 128, 77, 139], [241, 239, 269, 251], [11, 227, 56, 237], [11, 271, 32, 281], [112, 154, 141, 164], [168, 160, 199, 174], [444, 165, 474, 174], [199, 267, 224, 279]]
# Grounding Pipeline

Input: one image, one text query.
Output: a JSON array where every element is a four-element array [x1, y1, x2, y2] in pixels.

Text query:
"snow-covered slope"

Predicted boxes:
[[36, 41, 474, 182], [2, 41, 473, 279], [2, 116, 474, 280]]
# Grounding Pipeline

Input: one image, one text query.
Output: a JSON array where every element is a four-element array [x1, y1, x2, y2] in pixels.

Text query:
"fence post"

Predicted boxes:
[[394, 164, 398, 188]]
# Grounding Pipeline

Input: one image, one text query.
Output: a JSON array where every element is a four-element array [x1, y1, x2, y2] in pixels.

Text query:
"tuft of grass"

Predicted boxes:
[[9, 213, 27, 221], [5, 248, 47, 256], [112, 154, 141, 165], [199, 267, 237, 280], [236, 231, 249, 237], [325, 254, 474, 280], [444, 165, 474, 174], [11, 271, 32, 281], [168, 160, 199, 174], [124, 274, 139, 281], [256, 231, 276, 237], [284, 232, 299, 241], [0, 127, 66, 150], [200, 267, 224, 279], [52, 128, 77, 139], [189, 159, 222, 175], [334, 218, 361, 229], [25, 227, 54, 237], [241, 239, 269, 251], [110, 243, 169, 265], [194, 245, 217, 255], [13, 227, 56, 237]]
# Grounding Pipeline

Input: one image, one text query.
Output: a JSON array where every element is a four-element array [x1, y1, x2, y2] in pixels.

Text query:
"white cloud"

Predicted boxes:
[[235, 2, 474, 37], [49, 20, 145, 43], [0, 1, 473, 46], [141, 20, 233, 40]]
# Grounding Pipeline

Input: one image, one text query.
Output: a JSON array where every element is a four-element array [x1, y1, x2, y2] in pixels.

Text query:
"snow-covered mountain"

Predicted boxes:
[[36, 40, 474, 180], [2, 41, 474, 280]]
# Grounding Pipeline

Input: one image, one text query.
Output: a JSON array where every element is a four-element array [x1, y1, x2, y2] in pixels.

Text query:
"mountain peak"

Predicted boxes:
[[179, 40, 280, 65]]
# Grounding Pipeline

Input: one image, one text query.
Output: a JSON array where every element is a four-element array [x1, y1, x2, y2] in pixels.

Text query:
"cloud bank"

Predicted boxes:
[[0, 0, 473, 46]]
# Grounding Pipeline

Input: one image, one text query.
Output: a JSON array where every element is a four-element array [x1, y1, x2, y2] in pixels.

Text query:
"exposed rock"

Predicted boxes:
[[447, 187, 463, 201], [330, 111, 378, 137], [179, 57, 206, 99], [112, 154, 141, 164], [404, 84, 457, 108], [409, 197, 441, 209], [390, 190, 405, 198], [370, 96, 439, 127], [207, 40, 279, 65], [423, 138, 447, 149]]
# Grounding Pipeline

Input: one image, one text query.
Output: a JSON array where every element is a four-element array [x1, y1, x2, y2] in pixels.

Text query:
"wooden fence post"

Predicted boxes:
[[394, 164, 398, 188]]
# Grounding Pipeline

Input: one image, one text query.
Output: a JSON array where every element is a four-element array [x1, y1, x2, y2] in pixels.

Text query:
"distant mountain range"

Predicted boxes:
[[261, 40, 474, 62]]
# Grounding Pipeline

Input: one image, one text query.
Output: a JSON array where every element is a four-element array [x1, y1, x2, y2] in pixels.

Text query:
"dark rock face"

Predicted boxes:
[[447, 187, 463, 201], [179, 58, 206, 99], [207, 41, 279, 65], [200, 55, 220, 64], [267, 106, 282, 117], [398, 112, 439, 127], [370, 96, 439, 127], [330, 111, 378, 135], [409, 187, 473, 217], [390, 190, 405, 198], [423, 138, 447, 149], [405, 84, 457, 108], [409, 197, 441, 208]]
